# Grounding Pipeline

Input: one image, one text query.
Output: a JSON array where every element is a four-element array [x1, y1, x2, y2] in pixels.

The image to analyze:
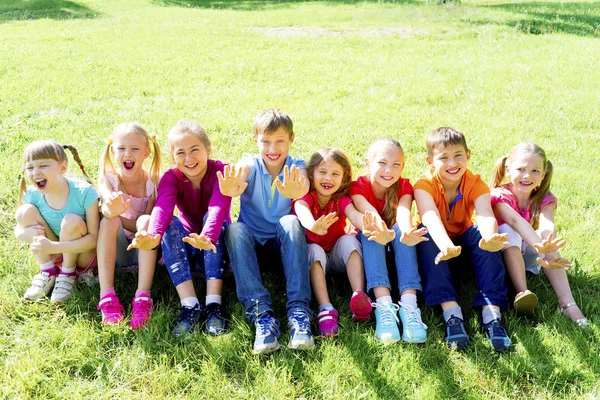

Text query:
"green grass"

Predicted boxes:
[[1, 0, 600, 398]]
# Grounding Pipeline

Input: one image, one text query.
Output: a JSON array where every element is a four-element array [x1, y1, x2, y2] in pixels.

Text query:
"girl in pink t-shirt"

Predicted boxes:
[[490, 142, 587, 327], [293, 148, 369, 337], [96, 122, 162, 329]]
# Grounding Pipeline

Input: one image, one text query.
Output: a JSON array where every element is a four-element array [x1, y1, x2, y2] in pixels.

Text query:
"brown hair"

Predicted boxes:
[[426, 127, 469, 157], [367, 138, 405, 227], [19, 140, 94, 204], [167, 120, 212, 164], [307, 148, 353, 204], [98, 122, 162, 200], [252, 108, 294, 139], [489, 142, 553, 229]]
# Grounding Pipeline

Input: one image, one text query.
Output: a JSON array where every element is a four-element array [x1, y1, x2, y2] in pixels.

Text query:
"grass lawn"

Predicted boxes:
[[1, 0, 600, 398]]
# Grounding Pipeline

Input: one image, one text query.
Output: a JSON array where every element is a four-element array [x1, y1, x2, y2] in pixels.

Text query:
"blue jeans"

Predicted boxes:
[[225, 215, 311, 322], [358, 223, 422, 294], [416, 225, 508, 309], [161, 216, 228, 287]]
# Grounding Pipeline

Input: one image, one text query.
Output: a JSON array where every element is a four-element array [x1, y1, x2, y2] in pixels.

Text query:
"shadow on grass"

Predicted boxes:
[[0, 0, 98, 24], [472, 2, 600, 38], [153, 0, 415, 11]]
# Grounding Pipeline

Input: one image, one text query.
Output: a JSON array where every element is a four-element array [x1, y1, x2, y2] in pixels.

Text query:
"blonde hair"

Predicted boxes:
[[307, 148, 353, 202], [98, 122, 162, 200], [252, 108, 294, 139], [367, 138, 405, 227], [167, 120, 211, 164], [490, 142, 553, 229], [19, 140, 94, 204]]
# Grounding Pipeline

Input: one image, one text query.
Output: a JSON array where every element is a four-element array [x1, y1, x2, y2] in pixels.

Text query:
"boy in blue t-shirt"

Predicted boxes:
[[218, 108, 312, 354]]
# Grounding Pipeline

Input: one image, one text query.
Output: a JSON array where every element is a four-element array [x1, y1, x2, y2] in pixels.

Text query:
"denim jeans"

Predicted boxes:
[[161, 216, 228, 287], [358, 223, 422, 294], [225, 215, 311, 322], [416, 225, 508, 309]]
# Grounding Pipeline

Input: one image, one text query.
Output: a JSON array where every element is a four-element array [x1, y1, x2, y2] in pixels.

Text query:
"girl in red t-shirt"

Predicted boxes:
[[350, 138, 428, 343], [294, 148, 372, 337]]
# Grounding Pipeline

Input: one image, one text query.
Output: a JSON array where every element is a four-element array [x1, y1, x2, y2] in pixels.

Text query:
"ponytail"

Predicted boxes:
[[18, 173, 28, 205], [489, 156, 508, 188], [529, 160, 553, 230], [98, 140, 116, 197], [147, 135, 162, 199], [63, 144, 95, 186]]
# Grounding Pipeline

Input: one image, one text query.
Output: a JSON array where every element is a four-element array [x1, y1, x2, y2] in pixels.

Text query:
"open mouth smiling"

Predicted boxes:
[[123, 161, 135, 170], [35, 178, 47, 190]]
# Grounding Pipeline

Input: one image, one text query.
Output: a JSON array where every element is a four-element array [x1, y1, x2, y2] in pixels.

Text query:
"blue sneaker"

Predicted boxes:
[[253, 313, 281, 354], [398, 302, 428, 343], [444, 315, 470, 350], [204, 303, 228, 336], [374, 302, 400, 343], [287, 311, 314, 350], [173, 303, 203, 336], [481, 318, 513, 352]]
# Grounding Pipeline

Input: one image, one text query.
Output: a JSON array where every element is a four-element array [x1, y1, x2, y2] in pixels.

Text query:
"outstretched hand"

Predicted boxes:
[[275, 165, 307, 199], [182, 233, 217, 253], [533, 233, 566, 255], [435, 245, 462, 265], [217, 165, 248, 197], [399, 226, 429, 246], [363, 211, 395, 246], [537, 256, 573, 270], [311, 212, 338, 235], [127, 230, 161, 251], [104, 191, 131, 218], [479, 233, 509, 252]]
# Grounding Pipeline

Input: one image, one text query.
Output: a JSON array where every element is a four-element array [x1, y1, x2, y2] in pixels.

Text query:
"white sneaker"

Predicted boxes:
[[24, 272, 56, 301], [50, 274, 76, 303]]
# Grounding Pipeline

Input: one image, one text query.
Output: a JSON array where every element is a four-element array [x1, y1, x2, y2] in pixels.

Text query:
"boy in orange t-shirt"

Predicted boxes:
[[414, 127, 512, 352]]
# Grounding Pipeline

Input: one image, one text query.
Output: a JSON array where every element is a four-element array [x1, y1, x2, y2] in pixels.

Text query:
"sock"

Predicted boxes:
[[181, 297, 199, 308], [135, 289, 151, 298], [205, 294, 221, 305], [60, 266, 76, 275], [443, 306, 463, 322], [400, 293, 418, 309], [319, 303, 334, 312], [376, 296, 393, 307], [481, 307, 502, 324], [100, 287, 116, 299], [39, 260, 56, 274]]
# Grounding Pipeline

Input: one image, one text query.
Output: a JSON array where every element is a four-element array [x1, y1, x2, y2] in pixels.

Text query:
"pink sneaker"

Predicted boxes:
[[97, 295, 124, 325], [349, 291, 373, 321], [317, 308, 339, 337], [130, 296, 153, 329]]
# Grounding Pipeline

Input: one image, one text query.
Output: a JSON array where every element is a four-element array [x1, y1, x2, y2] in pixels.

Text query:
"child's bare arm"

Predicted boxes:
[[474, 193, 508, 252], [350, 194, 378, 214], [217, 164, 250, 198], [294, 200, 337, 235], [396, 194, 428, 246], [345, 203, 365, 231], [414, 189, 460, 263]]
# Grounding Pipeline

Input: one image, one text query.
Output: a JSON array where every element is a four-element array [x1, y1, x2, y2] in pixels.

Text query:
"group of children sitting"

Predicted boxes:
[[15, 108, 587, 355]]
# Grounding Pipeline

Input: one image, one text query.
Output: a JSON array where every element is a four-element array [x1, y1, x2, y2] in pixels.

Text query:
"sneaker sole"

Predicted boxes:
[[514, 292, 538, 314], [288, 340, 315, 350], [350, 294, 373, 321], [320, 331, 339, 338], [253, 342, 280, 355], [402, 336, 427, 344]]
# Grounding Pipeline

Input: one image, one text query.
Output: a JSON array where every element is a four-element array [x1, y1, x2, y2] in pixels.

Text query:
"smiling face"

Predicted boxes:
[[170, 132, 210, 183], [112, 131, 150, 177], [312, 157, 345, 199], [25, 158, 67, 192], [254, 127, 293, 174], [366, 145, 404, 193], [428, 143, 470, 185], [506, 153, 545, 196]]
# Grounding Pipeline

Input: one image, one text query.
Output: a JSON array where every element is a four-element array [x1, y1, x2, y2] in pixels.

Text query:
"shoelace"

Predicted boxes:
[[372, 302, 400, 326], [288, 311, 310, 334], [256, 314, 280, 337], [398, 302, 428, 329], [177, 305, 198, 323]]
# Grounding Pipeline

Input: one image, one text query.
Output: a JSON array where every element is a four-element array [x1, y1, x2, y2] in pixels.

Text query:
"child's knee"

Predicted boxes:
[[100, 215, 121, 231], [15, 204, 43, 226], [60, 214, 86, 237]]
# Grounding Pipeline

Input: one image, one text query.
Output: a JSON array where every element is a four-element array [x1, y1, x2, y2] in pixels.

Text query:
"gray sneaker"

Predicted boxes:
[[24, 271, 56, 301], [50, 274, 76, 303]]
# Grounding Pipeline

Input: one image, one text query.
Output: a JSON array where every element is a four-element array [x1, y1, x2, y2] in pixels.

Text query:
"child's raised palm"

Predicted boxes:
[[127, 230, 161, 251], [217, 165, 248, 197], [275, 165, 306, 199], [363, 211, 395, 246], [537, 255, 573, 270], [479, 233, 509, 252], [311, 212, 338, 235], [434, 245, 462, 265], [533, 233, 566, 255], [182, 233, 217, 253], [105, 191, 131, 217], [399, 227, 429, 246]]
